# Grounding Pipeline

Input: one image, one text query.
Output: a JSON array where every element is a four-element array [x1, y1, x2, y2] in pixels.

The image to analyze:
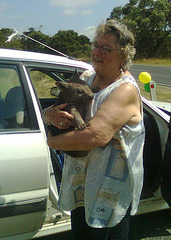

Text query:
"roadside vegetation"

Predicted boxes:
[[78, 57, 171, 103], [0, 0, 170, 60], [138, 83, 171, 102], [133, 58, 171, 67], [0, 0, 170, 103], [78, 58, 171, 67]]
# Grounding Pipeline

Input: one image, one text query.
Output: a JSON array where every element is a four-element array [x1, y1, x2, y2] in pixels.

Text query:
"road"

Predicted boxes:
[[130, 65, 171, 86], [129, 209, 171, 240], [37, 209, 171, 240]]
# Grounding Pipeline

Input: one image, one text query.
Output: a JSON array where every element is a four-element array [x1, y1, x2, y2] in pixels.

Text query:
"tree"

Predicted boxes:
[[0, 28, 13, 47], [108, 0, 171, 58], [21, 28, 50, 53], [0, 27, 91, 58], [0, 28, 22, 50], [50, 30, 91, 58]]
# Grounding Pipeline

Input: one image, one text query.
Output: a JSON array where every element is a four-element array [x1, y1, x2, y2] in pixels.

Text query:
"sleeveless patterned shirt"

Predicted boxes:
[[58, 71, 145, 228]]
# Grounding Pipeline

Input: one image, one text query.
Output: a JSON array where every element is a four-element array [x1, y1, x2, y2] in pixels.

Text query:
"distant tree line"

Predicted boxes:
[[0, 0, 170, 59], [0, 27, 92, 58]]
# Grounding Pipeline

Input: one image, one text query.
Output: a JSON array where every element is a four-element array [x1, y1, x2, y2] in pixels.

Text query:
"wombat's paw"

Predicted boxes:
[[77, 123, 89, 130]]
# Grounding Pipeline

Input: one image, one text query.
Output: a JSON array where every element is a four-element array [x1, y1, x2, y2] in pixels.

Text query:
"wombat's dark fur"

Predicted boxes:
[[50, 70, 94, 158]]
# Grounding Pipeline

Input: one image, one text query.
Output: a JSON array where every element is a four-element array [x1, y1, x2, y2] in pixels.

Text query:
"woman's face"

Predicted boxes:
[[92, 34, 124, 77]]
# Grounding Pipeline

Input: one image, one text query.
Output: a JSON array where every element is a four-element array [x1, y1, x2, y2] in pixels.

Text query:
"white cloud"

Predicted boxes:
[[79, 25, 97, 41], [6, 15, 25, 20], [62, 8, 92, 16], [0, 14, 25, 24], [0, 1, 25, 24], [62, 8, 76, 16], [80, 9, 92, 15], [50, 0, 99, 9], [50, 0, 97, 17]]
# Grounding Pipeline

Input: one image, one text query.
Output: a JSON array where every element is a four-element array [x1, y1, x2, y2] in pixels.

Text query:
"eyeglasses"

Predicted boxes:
[[91, 42, 118, 54]]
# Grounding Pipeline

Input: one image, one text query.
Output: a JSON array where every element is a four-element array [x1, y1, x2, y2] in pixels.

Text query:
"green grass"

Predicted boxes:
[[138, 82, 171, 102], [0, 68, 21, 98], [133, 58, 171, 102], [133, 58, 171, 67], [77, 58, 171, 102], [1, 60, 170, 103], [29, 71, 57, 98], [78, 58, 171, 67]]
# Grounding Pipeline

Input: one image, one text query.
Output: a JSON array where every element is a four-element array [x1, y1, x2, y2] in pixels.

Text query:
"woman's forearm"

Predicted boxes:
[[47, 127, 96, 151], [47, 117, 115, 151]]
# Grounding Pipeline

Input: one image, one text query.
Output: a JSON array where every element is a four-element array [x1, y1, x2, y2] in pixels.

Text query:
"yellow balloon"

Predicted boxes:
[[139, 72, 151, 83]]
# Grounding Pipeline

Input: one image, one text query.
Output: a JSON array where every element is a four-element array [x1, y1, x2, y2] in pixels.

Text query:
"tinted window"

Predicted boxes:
[[28, 68, 76, 99], [0, 64, 29, 130]]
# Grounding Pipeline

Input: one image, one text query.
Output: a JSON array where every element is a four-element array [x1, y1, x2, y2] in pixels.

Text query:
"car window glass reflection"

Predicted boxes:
[[0, 65, 29, 130]]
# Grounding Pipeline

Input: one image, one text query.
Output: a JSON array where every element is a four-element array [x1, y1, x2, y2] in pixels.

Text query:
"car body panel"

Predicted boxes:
[[0, 48, 93, 71], [0, 48, 170, 239], [151, 100, 171, 114]]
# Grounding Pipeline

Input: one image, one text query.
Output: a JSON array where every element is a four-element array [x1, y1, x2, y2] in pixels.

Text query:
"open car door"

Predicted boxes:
[[161, 115, 171, 207], [0, 62, 66, 239]]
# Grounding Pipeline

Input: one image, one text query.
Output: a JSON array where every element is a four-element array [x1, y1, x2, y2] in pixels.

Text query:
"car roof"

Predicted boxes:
[[0, 48, 93, 70]]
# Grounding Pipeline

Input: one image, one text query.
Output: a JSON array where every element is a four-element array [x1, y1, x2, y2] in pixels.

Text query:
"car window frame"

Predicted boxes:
[[0, 60, 39, 132], [24, 61, 88, 109]]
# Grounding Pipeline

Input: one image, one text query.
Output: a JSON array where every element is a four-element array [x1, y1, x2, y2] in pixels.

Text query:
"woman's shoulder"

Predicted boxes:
[[122, 73, 135, 81]]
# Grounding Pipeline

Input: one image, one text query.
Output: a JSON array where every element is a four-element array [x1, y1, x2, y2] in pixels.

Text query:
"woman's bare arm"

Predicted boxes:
[[47, 83, 141, 151]]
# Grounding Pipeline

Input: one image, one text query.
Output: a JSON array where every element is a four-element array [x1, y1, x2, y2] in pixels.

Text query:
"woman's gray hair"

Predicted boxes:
[[93, 19, 136, 70]]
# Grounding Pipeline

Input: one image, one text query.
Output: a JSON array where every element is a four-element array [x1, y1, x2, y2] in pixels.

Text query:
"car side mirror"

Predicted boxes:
[[50, 87, 60, 97]]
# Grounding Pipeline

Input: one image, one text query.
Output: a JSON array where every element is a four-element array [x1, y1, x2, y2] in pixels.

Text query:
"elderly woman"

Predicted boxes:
[[46, 19, 145, 240]]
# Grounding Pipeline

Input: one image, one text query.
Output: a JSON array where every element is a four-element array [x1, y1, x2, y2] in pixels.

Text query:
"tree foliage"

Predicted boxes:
[[0, 0, 170, 59], [0, 28, 13, 47], [0, 28, 23, 50], [49, 30, 91, 58], [108, 0, 171, 58], [0, 27, 91, 58], [21, 28, 50, 53]]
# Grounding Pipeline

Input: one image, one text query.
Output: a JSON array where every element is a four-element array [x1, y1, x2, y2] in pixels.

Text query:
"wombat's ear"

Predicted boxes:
[[69, 69, 80, 82], [55, 81, 68, 90]]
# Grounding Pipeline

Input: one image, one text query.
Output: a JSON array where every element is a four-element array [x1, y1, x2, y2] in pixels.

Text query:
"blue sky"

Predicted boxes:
[[0, 0, 129, 40]]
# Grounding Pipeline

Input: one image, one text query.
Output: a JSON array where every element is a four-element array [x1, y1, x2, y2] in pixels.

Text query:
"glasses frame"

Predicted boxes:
[[91, 42, 118, 54]]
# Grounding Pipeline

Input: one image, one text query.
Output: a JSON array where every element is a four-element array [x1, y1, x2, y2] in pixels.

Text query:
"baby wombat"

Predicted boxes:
[[50, 70, 94, 158]]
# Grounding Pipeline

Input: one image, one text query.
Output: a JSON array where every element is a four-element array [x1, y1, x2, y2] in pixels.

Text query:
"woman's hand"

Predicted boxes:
[[45, 103, 74, 129]]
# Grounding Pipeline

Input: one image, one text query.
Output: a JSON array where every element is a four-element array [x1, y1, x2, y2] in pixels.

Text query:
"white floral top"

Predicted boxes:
[[58, 71, 145, 228]]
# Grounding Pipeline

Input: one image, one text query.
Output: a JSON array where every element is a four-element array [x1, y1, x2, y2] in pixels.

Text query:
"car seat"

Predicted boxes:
[[4, 86, 24, 128]]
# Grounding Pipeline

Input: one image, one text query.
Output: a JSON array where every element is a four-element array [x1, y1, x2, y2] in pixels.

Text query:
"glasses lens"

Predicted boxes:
[[100, 46, 112, 53], [91, 43, 113, 54]]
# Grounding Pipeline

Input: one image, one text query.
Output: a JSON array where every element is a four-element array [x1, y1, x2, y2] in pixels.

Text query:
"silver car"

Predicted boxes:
[[0, 48, 170, 239]]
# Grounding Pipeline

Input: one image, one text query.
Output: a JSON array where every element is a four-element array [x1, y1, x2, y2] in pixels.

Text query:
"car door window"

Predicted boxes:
[[27, 67, 76, 110], [29, 69, 73, 99], [0, 64, 29, 130], [29, 70, 57, 99]]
